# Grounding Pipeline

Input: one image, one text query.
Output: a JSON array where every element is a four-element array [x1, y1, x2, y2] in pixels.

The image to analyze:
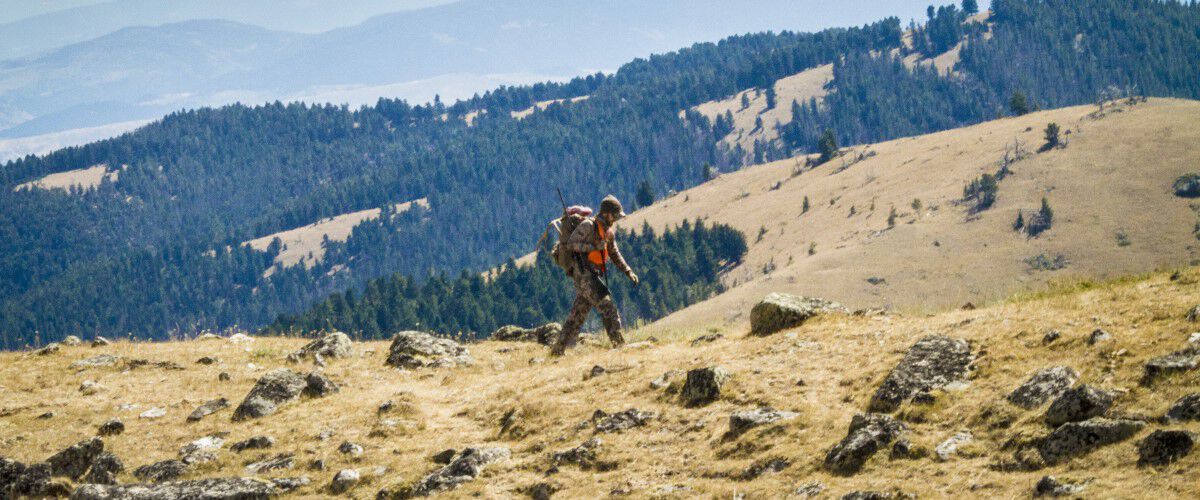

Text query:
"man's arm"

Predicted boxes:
[[566, 219, 602, 253], [607, 237, 632, 275]]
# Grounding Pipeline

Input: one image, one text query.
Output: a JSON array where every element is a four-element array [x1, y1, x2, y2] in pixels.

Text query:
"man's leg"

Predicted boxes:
[[595, 295, 625, 348], [551, 285, 593, 356]]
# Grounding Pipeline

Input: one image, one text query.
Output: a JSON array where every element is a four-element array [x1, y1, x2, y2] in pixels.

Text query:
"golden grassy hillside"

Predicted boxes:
[[2, 268, 1199, 498], [624, 98, 1200, 335]]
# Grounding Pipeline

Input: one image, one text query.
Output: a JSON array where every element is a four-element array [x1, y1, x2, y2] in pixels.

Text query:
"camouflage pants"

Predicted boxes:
[[553, 271, 624, 354]]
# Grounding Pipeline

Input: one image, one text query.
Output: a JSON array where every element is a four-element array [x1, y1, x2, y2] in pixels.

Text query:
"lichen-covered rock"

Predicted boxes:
[[869, 336, 973, 412], [934, 430, 973, 461], [1166, 393, 1200, 421], [97, 418, 124, 437], [338, 442, 364, 458], [1137, 429, 1197, 466], [91, 336, 111, 347], [79, 380, 104, 396], [9, 462, 69, 497], [287, 332, 353, 363], [330, 468, 360, 494], [47, 437, 105, 479], [303, 372, 339, 397], [244, 453, 295, 474], [232, 368, 308, 421], [132, 459, 188, 483], [231, 436, 275, 453], [490, 323, 561, 345], [179, 436, 223, 465], [750, 293, 847, 335], [1142, 347, 1200, 385], [1007, 366, 1079, 409], [62, 336, 83, 346], [1034, 476, 1086, 497], [411, 447, 510, 496], [187, 398, 230, 422], [594, 409, 655, 433], [824, 413, 906, 475], [71, 354, 122, 369], [72, 477, 281, 499], [384, 331, 472, 369], [1038, 417, 1146, 465], [83, 453, 123, 485], [727, 407, 798, 436], [1087, 329, 1111, 345], [551, 438, 606, 470], [33, 342, 61, 356], [1044, 385, 1113, 427], [681, 366, 728, 407]]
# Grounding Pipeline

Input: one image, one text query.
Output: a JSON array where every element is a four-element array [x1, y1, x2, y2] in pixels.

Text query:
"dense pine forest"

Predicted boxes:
[[266, 221, 747, 339], [1, 0, 1198, 347]]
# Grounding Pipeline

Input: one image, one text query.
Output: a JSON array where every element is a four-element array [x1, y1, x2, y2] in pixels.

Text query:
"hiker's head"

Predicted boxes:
[[599, 195, 625, 224]]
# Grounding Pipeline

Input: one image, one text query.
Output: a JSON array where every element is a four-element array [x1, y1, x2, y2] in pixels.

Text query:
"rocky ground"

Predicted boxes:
[[3, 269, 1200, 498]]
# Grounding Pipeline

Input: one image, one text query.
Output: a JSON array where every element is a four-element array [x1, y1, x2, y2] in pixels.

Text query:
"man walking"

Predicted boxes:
[[551, 195, 639, 356]]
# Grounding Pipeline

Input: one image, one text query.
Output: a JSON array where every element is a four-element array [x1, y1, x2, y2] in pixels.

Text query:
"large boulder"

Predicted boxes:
[[680, 367, 728, 407], [8, 462, 70, 497], [411, 447, 510, 497], [868, 336, 973, 412], [72, 477, 282, 499], [1038, 417, 1146, 465], [47, 437, 105, 479], [490, 323, 561, 345], [823, 413, 906, 475], [232, 368, 308, 421], [1007, 366, 1079, 409], [1044, 385, 1114, 427], [1142, 347, 1200, 385], [287, 332, 353, 363], [750, 293, 847, 335], [1165, 393, 1200, 421], [1137, 429, 1197, 466], [384, 331, 472, 369], [83, 453, 123, 485]]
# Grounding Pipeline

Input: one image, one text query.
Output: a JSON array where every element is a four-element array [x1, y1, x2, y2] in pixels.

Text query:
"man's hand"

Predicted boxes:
[[628, 271, 639, 286]]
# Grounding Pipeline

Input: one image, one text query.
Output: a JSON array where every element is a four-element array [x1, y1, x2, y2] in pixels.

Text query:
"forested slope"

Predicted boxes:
[[1, 0, 1198, 346]]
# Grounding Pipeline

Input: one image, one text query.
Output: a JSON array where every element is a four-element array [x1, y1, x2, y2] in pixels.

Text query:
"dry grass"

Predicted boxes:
[[13, 163, 119, 193], [687, 64, 834, 153], [3, 268, 1199, 498]]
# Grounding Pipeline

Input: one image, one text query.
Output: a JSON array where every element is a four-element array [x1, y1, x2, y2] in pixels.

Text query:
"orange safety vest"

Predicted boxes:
[[586, 221, 609, 271]]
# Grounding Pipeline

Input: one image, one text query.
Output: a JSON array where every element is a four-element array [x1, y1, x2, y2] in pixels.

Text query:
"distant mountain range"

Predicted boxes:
[[0, 0, 942, 154]]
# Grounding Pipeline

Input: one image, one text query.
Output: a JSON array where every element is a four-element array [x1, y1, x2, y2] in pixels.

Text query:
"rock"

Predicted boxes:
[[187, 398, 230, 422], [227, 333, 254, 344], [98, 418, 124, 436], [79, 380, 104, 396], [1042, 330, 1061, 345], [1006, 366, 1079, 409], [868, 335, 973, 412], [490, 323, 561, 345], [84, 453, 124, 485], [71, 354, 122, 369], [245, 453, 295, 474], [552, 438, 607, 470], [196, 333, 223, 341], [524, 481, 561, 500], [139, 407, 166, 419], [271, 477, 310, 492], [179, 436, 224, 465], [384, 331, 472, 369], [793, 482, 826, 498], [303, 371, 339, 397], [1166, 393, 1200, 421], [1189, 305, 1200, 322], [823, 413, 906, 475], [690, 333, 723, 346], [9, 462, 70, 497], [338, 441, 364, 458], [330, 468, 360, 494], [133, 460, 189, 483], [196, 356, 220, 365], [889, 439, 925, 460], [33, 343, 61, 356], [583, 365, 606, 380], [1044, 385, 1114, 427], [727, 407, 798, 436], [232, 368, 308, 421], [1137, 429, 1197, 466], [649, 370, 680, 390], [62, 336, 83, 346], [411, 447, 510, 496], [47, 437, 105, 479], [1038, 417, 1146, 465], [0, 458, 25, 491], [736, 457, 790, 480], [309, 459, 327, 471], [681, 366, 728, 407], [934, 430, 973, 461], [1087, 328, 1111, 345], [231, 436, 275, 453], [1142, 347, 1200, 384], [429, 449, 457, 465], [218, 372, 232, 382], [91, 336, 111, 347], [1190, 332, 1200, 345], [1034, 476, 1086, 497], [841, 490, 912, 500], [73, 477, 282, 499], [288, 332, 354, 363], [594, 409, 656, 433], [750, 293, 847, 335], [37, 411, 56, 419]]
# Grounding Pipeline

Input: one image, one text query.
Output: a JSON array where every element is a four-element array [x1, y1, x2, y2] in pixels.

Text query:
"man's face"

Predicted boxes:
[[602, 212, 619, 226]]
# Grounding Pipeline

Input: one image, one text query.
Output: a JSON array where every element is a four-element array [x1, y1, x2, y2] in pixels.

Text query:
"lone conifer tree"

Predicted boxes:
[[1009, 91, 1031, 116], [817, 129, 838, 164], [635, 180, 656, 209], [1043, 123, 1061, 150], [962, 0, 979, 15]]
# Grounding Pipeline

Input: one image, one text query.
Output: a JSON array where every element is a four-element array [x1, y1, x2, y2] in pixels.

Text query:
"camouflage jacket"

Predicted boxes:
[[566, 217, 632, 276]]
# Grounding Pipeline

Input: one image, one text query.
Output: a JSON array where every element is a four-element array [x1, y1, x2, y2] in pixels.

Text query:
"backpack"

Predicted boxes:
[[549, 206, 592, 274]]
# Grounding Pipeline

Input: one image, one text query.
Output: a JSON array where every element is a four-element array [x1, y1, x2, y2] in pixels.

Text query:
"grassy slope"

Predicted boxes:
[[623, 98, 1200, 336], [1, 267, 1199, 498]]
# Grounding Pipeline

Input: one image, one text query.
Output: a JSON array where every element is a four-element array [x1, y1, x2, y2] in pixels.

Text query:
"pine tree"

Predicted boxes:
[[1009, 91, 1031, 116], [817, 129, 838, 164], [764, 87, 778, 110], [741, 93, 751, 110], [962, 0, 979, 15], [1043, 123, 1061, 150], [802, 196, 810, 213], [635, 180, 656, 209]]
